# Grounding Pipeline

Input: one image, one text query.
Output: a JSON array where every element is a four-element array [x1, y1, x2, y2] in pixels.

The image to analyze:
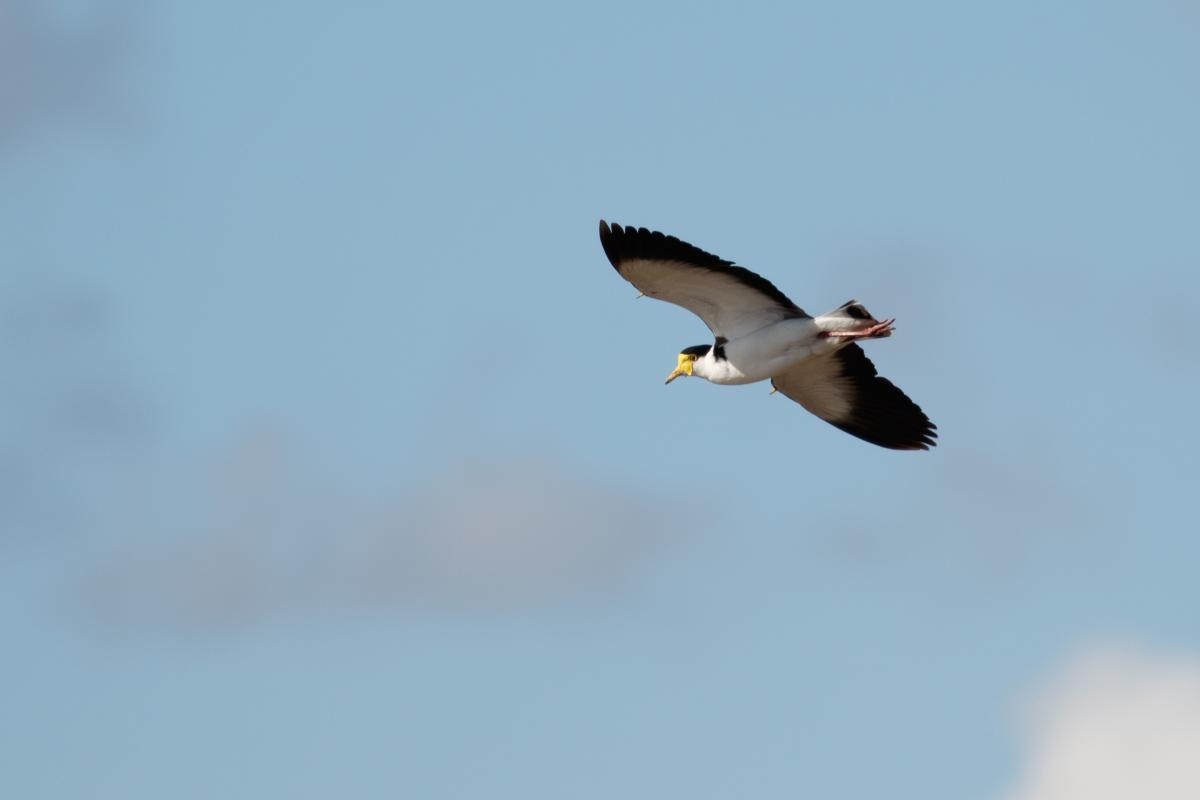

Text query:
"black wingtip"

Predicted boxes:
[[598, 219, 621, 269], [597, 221, 806, 314], [836, 416, 938, 451], [598, 221, 732, 270], [827, 345, 938, 451]]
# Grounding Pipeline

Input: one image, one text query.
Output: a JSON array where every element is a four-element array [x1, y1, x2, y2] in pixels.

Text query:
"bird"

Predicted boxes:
[[598, 220, 936, 450]]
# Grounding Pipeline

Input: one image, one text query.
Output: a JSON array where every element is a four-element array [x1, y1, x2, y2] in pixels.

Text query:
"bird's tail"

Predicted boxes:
[[818, 300, 893, 338]]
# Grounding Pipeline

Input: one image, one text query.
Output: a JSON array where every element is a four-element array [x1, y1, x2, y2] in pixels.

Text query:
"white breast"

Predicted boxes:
[[696, 318, 835, 385]]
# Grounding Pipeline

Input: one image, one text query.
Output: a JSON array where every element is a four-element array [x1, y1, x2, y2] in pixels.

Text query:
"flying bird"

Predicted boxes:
[[599, 220, 936, 450]]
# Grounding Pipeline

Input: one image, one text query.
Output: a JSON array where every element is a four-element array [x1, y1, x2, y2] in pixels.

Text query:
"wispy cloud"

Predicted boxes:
[[805, 446, 1093, 575], [999, 642, 1200, 800], [0, 0, 143, 149], [0, 286, 149, 541], [80, 432, 691, 629]]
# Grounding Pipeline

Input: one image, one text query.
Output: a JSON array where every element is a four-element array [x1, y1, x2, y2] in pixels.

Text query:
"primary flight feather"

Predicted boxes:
[[599, 220, 937, 451]]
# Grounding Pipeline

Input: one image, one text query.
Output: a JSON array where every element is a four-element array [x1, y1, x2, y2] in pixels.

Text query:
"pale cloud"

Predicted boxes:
[[999, 643, 1200, 800], [0, 286, 149, 541], [0, 0, 142, 149], [805, 446, 1091, 574], [81, 433, 691, 628]]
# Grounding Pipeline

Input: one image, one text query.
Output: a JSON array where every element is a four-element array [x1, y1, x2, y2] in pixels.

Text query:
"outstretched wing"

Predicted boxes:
[[599, 220, 808, 340], [770, 344, 937, 450]]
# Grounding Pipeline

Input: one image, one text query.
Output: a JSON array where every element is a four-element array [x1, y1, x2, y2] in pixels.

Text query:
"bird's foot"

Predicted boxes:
[[822, 318, 895, 340]]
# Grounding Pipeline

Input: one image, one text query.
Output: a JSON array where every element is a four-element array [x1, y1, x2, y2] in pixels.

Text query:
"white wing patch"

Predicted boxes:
[[770, 343, 937, 450], [769, 350, 854, 422], [618, 257, 801, 340], [599, 222, 808, 340]]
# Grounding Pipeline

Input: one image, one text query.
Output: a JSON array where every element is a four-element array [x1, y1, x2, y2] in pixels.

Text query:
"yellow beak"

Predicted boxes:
[[665, 354, 695, 384]]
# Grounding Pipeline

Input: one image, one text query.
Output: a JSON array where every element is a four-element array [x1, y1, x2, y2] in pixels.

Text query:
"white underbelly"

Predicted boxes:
[[710, 318, 835, 385]]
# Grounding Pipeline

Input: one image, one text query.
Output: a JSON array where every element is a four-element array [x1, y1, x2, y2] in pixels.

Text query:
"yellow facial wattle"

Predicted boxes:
[[664, 353, 696, 384]]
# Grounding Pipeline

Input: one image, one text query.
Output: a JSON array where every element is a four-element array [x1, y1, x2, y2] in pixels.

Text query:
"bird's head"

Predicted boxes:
[[665, 345, 708, 384]]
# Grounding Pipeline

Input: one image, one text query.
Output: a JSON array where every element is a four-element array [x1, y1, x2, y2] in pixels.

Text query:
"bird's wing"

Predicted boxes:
[[770, 344, 937, 450], [599, 221, 808, 340]]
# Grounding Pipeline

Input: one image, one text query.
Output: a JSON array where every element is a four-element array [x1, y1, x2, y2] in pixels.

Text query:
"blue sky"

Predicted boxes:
[[3, 1, 1199, 798]]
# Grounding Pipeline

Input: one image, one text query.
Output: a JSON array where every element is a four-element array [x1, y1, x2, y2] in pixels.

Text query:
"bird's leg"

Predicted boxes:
[[821, 318, 895, 340]]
